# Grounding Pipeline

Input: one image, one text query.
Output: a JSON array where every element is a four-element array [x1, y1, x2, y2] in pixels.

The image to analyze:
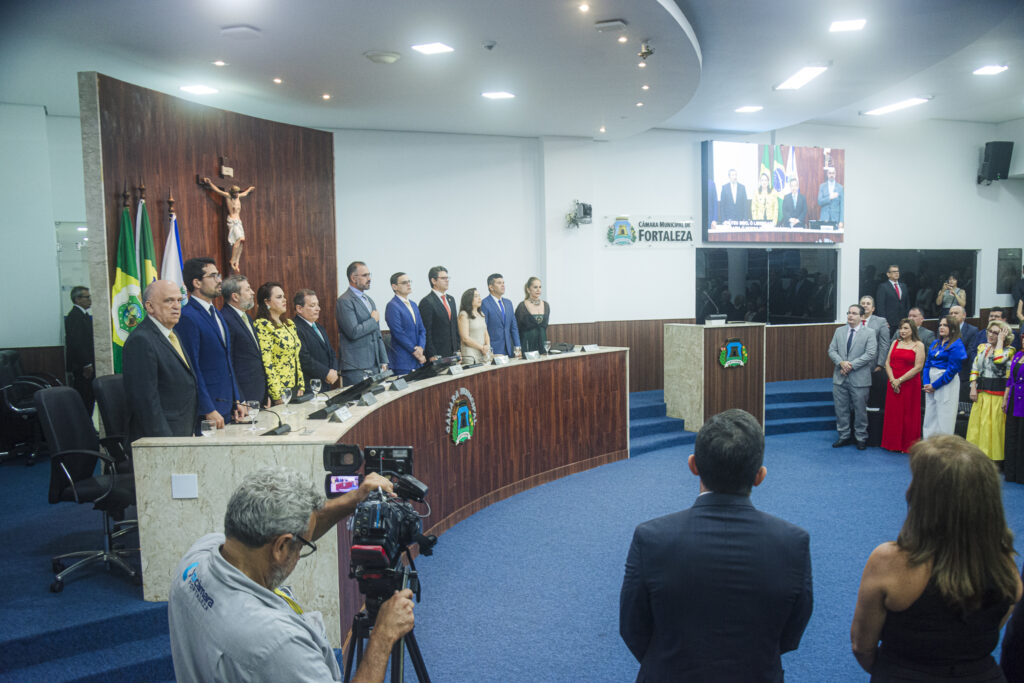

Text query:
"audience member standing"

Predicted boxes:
[[861, 295, 891, 412], [123, 280, 197, 442], [293, 289, 339, 393], [966, 321, 1015, 467], [514, 276, 550, 353], [880, 319, 925, 453], [851, 436, 1022, 680], [620, 409, 812, 681], [936, 273, 966, 317], [950, 304, 980, 401], [481, 273, 521, 357], [253, 282, 303, 405], [875, 265, 909, 332], [220, 275, 267, 404], [1002, 348, 1024, 484], [908, 308, 935, 349], [176, 258, 245, 428], [829, 304, 877, 450], [419, 265, 459, 360], [384, 273, 427, 375], [335, 261, 388, 385], [922, 316, 967, 437], [64, 286, 95, 414]]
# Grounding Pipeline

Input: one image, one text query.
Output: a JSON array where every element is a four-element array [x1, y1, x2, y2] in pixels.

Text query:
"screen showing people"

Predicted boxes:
[[702, 141, 846, 244]]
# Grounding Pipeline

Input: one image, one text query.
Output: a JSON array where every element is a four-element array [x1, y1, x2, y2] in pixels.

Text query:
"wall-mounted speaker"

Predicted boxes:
[[978, 141, 1014, 183]]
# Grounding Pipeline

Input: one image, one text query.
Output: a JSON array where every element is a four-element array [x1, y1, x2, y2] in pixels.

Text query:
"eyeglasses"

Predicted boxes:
[[294, 533, 317, 558], [397, 280, 411, 286], [203, 272, 223, 281]]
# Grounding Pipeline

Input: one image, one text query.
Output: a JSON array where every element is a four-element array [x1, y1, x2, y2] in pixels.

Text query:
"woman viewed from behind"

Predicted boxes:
[[966, 321, 1015, 468], [457, 288, 491, 364], [922, 316, 967, 438], [515, 276, 550, 353], [851, 436, 1022, 681], [881, 319, 925, 453], [253, 282, 304, 405]]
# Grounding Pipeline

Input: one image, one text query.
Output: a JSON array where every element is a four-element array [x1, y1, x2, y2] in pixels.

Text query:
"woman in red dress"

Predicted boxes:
[[881, 318, 926, 452]]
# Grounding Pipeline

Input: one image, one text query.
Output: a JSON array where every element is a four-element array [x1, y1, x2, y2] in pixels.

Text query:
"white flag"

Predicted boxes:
[[161, 212, 187, 301]]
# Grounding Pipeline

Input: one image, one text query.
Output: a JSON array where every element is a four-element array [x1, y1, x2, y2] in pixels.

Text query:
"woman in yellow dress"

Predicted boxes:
[[966, 319, 1015, 466], [253, 281, 304, 405], [750, 172, 779, 224]]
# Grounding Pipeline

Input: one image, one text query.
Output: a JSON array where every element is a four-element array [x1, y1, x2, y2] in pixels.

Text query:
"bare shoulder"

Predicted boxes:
[[866, 543, 930, 611]]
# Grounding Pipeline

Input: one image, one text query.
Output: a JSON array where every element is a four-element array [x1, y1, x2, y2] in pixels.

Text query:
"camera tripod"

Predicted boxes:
[[342, 563, 431, 683]]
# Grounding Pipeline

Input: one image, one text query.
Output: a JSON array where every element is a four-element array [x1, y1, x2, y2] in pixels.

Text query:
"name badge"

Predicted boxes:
[[389, 378, 409, 391], [358, 392, 376, 407], [329, 406, 353, 422], [448, 364, 465, 375], [524, 350, 540, 360], [493, 355, 510, 365], [582, 344, 600, 352]]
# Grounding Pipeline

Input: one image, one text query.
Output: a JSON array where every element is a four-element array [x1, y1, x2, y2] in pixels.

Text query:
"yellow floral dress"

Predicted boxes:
[[253, 318, 304, 401], [750, 190, 779, 224]]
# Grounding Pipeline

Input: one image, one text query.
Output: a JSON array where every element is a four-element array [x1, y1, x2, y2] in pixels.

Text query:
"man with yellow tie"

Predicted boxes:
[[123, 279, 199, 442]]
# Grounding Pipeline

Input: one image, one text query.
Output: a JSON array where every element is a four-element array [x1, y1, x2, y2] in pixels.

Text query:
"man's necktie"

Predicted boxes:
[[894, 281, 901, 300], [168, 331, 190, 368], [209, 307, 225, 342], [312, 322, 325, 345], [441, 295, 451, 319], [497, 299, 504, 318], [244, 314, 258, 344], [847, 328, 855, 355]]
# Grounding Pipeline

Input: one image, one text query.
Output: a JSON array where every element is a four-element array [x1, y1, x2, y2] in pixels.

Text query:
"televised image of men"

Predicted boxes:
[[816, 167, 844, 229], [780, 178, 807, 228], [718, 168, 749, 222], [620, 409, 812, 681], [64, 286, 95, 414], [169, 466, 414, 683]]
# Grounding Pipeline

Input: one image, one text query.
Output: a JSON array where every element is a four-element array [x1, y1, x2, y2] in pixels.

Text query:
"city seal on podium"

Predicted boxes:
[[719, 338, 749, 368], [445, 388, 477, 445]]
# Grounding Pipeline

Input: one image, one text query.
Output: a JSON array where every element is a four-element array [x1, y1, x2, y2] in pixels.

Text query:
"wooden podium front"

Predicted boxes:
[[664, 323, 765, 431]]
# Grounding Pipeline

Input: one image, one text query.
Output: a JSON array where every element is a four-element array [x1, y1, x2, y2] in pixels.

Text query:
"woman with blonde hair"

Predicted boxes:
[[966, 320, 1015, 466], [851, 435, 1021, 680]]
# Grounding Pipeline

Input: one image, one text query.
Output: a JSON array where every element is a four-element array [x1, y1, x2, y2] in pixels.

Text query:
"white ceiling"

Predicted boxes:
[[1, 0, 1022, 141]]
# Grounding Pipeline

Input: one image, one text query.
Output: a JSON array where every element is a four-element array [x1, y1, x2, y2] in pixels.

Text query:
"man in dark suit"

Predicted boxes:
[[481, 273, 521, 357], [175, 258, 245, 429], [64, 286, 95, 414], [336, 261, 388, 386], [418, 265, 459, 360], [875, 264, 909, 332], [384, 272, 427, 375], [861, 295, 891, 414], [908, 307, 935, 348], [950, 305, 980, 401], [779, 178, 807, 228], [718, 168, 749, 222], [123, 280, 198, 443], [220, 275, 267, 404], [620, 409, 813, 681], [293, 288, 339, 393]]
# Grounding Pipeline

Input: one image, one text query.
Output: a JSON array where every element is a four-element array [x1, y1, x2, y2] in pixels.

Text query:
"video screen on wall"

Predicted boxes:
[[702, 141, 846, 244]]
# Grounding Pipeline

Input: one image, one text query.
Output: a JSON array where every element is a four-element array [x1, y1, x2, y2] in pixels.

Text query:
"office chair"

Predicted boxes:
[[34, 386, 138, 593], [1, 349, 61, 464], [93, 374, 132, 469]]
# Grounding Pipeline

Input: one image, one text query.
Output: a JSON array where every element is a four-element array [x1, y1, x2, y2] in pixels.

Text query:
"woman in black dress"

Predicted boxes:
[[851, 435, 1022, 681], [514, 276, 550, 353]]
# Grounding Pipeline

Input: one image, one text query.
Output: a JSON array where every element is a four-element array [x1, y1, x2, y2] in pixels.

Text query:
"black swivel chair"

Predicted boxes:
[[34, 386, 138, 592], [93, 373, 132, 470], [1, 349, 62, 464]]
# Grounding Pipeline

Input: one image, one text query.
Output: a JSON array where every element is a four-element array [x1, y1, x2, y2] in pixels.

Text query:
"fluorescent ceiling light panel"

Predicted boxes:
[[180, 85, 218, 95], [774, 66, 828, 90], [973, 65, 1008, 75], [411, 42, 453, 55], [77, 227, 88, 232], [862, 97, 930, 116], [829, 19, 866, 32], [482, 91, 515, 99], [735, 105, 763, 113]]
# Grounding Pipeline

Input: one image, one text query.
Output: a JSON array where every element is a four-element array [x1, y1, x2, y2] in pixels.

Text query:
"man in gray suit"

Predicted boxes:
[[335, 261, 389, 386], [908, 307, 935, 349], [829, 304, 878, 450], [860, 295, 890, 411]]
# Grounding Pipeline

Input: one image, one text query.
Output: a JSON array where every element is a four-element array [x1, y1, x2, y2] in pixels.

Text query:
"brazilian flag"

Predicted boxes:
[[136, 199, 158, 287], [111, 206, 144, 372]]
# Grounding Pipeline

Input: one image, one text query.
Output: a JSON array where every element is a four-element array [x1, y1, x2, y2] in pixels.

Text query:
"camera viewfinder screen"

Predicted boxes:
[[329, 475, 360, 495]]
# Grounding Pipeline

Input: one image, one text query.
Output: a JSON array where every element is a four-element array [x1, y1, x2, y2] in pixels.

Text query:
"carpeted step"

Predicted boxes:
[[629, 390, 664, 405], [631, 416, 686, 438], [630, 402, 666, 419], [765, 391, 833, 405], [765, 400, 835, 420], [5, 632, 173, 682], [630, 430, 696, 456], [765, 415, 836, 436]]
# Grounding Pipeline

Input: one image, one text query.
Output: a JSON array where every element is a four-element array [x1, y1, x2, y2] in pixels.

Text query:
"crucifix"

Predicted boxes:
[[197, 158, 255, 273]]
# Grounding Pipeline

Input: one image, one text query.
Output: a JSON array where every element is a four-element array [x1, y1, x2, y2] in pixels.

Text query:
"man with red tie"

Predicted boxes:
[[418, 265, 459, 361], [875, 264, 910, 332]]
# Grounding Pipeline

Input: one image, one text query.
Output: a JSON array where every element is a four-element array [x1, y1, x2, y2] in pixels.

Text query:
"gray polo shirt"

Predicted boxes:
[[168, 533, 340, 681]]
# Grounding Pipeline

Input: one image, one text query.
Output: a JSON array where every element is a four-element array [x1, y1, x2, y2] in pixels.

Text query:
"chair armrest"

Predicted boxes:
[[51, 448, 119, 505], [99, 435, 129, 467], [1, 379, 49, 414], [21, 372, 63, 387]]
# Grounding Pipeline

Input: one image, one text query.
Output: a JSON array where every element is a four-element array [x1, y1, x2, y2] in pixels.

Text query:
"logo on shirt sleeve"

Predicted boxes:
[[182, 561, 216, 610]]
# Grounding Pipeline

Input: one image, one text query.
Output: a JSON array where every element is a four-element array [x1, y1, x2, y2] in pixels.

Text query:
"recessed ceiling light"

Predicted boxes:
[[322, 93, 331, 100], [735, 106, 763, 113], [774, 65, 828, 90], [618, 35, 628, 44], [973, 65, 1008, 75], [862, 97, 931, 116], [599, 126, 606, 133], [273, 78, 282, 84], [220, 25, 261, 40], [829, 19, 866, 32], [638, 61, 647, 68], [364, 50, 402, 64], [212, 60, 227, 67], [411, 42, 454, 55], [77, 227, 88, 232], [180, 85, 218, 95], [482, 91, 515, 99], [636, 102, 644, 107], [641, 84, 649, 90], [578, 3, 590, 12]]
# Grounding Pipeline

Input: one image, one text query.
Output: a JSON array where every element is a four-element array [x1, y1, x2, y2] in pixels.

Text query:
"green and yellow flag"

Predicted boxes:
[[111, 205, 144, 372], [136, 198, 158, 287]]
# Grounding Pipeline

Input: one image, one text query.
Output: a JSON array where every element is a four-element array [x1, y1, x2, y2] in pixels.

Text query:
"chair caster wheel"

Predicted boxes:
[[50, 580, 64, 593], [52, 560, 64, 573]]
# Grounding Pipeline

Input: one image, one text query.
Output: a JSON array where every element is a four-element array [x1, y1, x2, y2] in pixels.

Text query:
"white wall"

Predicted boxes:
[[46, 115, 87, 222], [0, 104, 63, 347], [995, 118, 1024, 177]]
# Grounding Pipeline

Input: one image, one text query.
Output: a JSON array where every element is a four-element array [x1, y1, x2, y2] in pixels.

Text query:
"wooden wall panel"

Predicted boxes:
[[97, 75, 338, 348], [703, 326, 765, 424], [7, 346, 65, 381], [765, 324, 837, 382]]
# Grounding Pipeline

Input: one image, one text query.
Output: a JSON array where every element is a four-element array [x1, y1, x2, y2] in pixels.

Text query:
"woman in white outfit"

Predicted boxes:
[[921, 316, 968, 437]]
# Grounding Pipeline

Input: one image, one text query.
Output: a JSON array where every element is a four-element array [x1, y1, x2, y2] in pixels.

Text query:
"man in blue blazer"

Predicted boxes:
[[780, 178, 808, 228], [620, 409, 813, 682], [816, 166, 844, 228], [293, 288, 339, 393], [384, 272, 427, 375], [220, 275, 267, 404], [336, 261, 389, 386], [175, 258, 244, 428], [481, 273, 521, 357]]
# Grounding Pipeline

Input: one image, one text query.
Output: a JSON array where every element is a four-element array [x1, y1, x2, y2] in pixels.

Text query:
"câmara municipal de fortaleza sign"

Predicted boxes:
[[605, 216, 695, 248]]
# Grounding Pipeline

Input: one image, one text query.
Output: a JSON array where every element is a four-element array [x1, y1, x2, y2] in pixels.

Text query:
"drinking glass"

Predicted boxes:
[[310, 379, 322, 402], [484, 345, 492, 363], [200, 420, 215, 437], [543, 341, 552, 355], [514, 346, 522, 358], [246, 400, 261, 432], [280, 387, 293, 415]]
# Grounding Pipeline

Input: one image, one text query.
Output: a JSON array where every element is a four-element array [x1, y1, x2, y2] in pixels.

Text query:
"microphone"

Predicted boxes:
[[261, 409, 291, 436]]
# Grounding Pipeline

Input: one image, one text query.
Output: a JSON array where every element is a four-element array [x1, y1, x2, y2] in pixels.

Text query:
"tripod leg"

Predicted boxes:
[[403, 630, 431, 683], [390, 631, 406, 683], [343, 612, 371, 683]]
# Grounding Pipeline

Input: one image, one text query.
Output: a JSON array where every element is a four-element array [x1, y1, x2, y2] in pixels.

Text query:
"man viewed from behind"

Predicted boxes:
[[619, 409, 813, 682], [169, 466, 414, 683]]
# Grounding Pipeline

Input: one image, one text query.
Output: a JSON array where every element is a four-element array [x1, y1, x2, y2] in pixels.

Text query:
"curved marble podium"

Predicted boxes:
[[131, 348, 628, 646]]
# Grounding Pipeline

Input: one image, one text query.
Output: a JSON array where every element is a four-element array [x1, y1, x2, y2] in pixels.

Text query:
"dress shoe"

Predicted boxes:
[[832, 438, 853, 448], [856, 441, 867, 451]]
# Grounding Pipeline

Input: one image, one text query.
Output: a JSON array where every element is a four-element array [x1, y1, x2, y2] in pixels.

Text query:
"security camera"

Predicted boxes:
[[638, 42, 654, 60]]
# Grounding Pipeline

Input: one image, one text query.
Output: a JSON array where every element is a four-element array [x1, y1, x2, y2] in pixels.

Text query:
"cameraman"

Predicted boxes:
[[169, 466, 414, 682]]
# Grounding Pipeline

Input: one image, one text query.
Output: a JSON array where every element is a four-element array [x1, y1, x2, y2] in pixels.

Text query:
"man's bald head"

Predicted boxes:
[[143, 280, 184, 328], [949, 305, 965, 324]]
